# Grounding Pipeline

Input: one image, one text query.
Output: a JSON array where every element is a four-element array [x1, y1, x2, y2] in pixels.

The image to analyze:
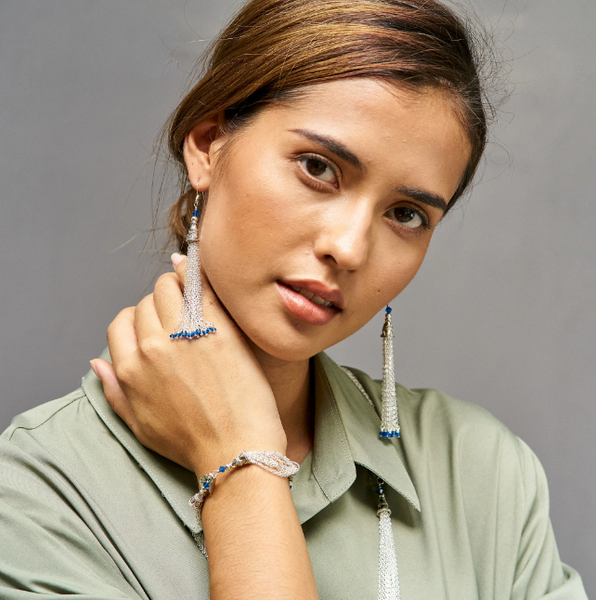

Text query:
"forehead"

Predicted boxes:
[[249, 78, 472, 202]]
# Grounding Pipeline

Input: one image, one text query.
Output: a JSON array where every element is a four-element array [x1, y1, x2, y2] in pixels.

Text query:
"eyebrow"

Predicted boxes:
[[290, 128, 363, 171], [290, 128, 448, 212], [396, 186, 448, 212]]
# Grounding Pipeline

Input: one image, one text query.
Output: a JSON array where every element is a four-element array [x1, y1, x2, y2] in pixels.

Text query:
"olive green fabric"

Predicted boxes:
[[0, 351, 587, 599]]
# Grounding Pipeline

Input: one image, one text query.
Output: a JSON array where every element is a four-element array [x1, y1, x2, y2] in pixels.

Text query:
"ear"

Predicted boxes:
[[183, 111, 226, 191]]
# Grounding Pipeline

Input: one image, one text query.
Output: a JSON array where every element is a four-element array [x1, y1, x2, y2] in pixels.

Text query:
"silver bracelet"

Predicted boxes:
[[189, 451, 300, 527]]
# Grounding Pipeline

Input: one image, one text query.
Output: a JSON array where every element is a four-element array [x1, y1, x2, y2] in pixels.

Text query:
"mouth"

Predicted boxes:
[[288, 285, 337, 308], [276, 280, 343, 326]]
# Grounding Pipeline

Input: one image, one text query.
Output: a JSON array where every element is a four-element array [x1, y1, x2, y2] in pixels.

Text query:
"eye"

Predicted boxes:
[[298, 155, 338, 186], [387, 206, 428, 230]]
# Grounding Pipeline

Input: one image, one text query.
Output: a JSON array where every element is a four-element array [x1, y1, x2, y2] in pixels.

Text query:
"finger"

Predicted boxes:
[[106, 306, 138, 367], [171, 252, 185, 285], [172, 253, 186, 287], [152, 272, 185, 331], [133, 293, 165, 340], [91, 359, 136, 427], [172, 252, 218, 305], [170, 251, 226, 330]]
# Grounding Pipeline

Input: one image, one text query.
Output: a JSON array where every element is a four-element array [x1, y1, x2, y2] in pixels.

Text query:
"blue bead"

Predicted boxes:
[[193, 210, 200, 217], [203, 481, 211, 489], [385, 306, 392, 314], [219, 466, 227, 472], [376, 487, 384, 494]]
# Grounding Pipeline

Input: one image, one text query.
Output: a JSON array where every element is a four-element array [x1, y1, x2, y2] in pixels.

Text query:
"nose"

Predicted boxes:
[[313, 198, 373, 271]]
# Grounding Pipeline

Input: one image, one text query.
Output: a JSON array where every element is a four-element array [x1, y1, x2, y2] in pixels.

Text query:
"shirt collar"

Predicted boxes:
[[82, 348, 420, 535], [310, 353, 420, 513]]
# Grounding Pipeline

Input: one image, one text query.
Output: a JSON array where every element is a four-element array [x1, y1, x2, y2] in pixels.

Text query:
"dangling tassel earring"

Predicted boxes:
[[170, 188, 216, 340], [376, 478, 401, 600], [380, 306, 400, 438]]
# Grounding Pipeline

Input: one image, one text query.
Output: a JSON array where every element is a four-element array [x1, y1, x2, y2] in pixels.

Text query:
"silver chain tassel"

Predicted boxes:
[[377, 478, 401, 600], [380, 306, 400, 438], [170, 190, 216, 340], [339, 366, 402, 600]]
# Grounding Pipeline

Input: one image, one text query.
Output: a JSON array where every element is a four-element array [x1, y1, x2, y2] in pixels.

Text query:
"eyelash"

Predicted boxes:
[[295, 152, 432, 233], [386, 205, 432, 232], [296, 153, 339, 189]]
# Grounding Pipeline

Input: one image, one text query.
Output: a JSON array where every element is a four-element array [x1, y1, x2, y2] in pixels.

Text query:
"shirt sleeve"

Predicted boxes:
[[0, 437, 146, 600], [512, 438, 588, 600]]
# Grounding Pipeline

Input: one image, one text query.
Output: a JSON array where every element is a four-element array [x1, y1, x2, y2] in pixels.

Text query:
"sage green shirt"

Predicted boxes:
[[0, 352, 587, 599]]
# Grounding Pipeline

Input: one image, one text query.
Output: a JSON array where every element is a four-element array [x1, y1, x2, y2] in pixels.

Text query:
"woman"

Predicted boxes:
[[0, 0, 588, 598]]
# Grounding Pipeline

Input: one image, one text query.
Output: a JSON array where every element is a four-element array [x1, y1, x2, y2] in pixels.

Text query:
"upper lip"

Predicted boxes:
[[281, 279, 345, 310]]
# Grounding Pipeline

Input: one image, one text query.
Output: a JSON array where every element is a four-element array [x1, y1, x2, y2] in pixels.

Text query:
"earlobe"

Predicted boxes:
[[183, 111, 225, 190]]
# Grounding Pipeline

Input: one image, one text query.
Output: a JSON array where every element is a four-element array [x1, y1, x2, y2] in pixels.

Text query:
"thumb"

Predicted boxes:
[[90, 358, 135, 426]]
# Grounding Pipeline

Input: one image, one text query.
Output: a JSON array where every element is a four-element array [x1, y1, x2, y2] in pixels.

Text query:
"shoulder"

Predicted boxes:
[[3, 387, 88, 440], [342, 364, 539, 509], [344, 364, 517, 447], [1, 384, 111, 462]]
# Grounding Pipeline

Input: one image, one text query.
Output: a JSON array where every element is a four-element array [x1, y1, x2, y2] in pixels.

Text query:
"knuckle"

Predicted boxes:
[[114, 358, 135, 386], [155, 272, 178, 294], [136, 293, 153, 311], [107, 307, 134, 340], [137, 336, 164, 360]]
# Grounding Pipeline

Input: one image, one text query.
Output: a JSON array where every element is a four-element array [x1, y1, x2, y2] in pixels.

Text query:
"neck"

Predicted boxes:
[[249, 342, 314, 464]]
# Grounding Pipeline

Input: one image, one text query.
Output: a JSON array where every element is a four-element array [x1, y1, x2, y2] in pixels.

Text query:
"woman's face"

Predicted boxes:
[[196, 78, 470, 362]]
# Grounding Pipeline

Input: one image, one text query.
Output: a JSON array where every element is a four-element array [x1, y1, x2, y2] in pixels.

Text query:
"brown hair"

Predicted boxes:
[[161, 0, 495, 251]]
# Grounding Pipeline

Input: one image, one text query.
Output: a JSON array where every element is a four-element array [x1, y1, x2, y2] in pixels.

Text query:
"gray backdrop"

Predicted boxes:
[[1, 0, 594, 594]]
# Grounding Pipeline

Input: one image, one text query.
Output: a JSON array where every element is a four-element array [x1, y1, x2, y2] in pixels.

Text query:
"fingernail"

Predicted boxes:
[[90, 360, 100, 379], [171, 252, 184, 267]]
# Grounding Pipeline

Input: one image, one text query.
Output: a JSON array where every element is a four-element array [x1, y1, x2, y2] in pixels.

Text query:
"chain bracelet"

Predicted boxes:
[[189, 450, 300, 528]]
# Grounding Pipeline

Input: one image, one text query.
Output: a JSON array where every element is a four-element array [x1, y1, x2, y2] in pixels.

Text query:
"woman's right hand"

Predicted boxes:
[[93, 256, 319, 600], [91, 253, 287, 476]]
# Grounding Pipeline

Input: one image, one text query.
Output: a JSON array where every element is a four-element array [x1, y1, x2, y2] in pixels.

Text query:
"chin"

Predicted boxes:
[[244, 325, 327, 363]]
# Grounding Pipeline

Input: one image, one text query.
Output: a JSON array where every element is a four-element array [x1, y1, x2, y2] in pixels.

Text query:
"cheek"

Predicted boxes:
[[359, 240, 430, 314], [198, 166, 291, 302], [202, 157, 306, 265]]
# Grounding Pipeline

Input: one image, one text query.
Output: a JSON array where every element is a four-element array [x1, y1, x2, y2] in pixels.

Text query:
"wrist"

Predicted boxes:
[[190, 450, 299, 528], [190, 436, 288, 477]]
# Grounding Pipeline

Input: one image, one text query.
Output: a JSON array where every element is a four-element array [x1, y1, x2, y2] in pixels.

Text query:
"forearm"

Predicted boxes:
[[201, 465, 318, 600]]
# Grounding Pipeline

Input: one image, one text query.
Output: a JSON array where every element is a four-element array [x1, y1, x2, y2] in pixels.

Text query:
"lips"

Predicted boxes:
[[289, 286, 335, 308], [282, 279, 345, 310], [276, 279, 344, 326]]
